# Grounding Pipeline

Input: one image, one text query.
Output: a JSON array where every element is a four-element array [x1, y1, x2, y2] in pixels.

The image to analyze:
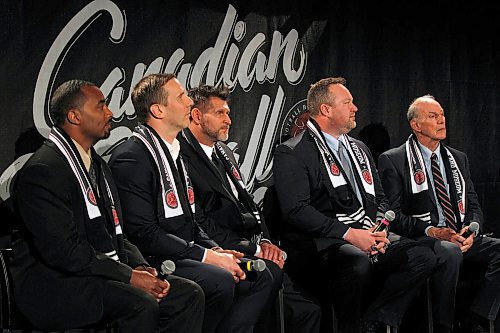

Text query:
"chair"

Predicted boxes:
[[0, 248, 113, 333], [262, 184, 337, 332]]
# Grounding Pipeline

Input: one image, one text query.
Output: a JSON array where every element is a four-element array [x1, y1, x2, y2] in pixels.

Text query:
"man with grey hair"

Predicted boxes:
[[273, 77, 435, 333], [379, 94, 500, 333]]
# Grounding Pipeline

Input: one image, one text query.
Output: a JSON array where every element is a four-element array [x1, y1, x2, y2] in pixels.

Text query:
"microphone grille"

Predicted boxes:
[[161, 260, 176, 275], [468, 221, 480, 233], [253, 259, 266, 272], [384, 210, 396, 222]]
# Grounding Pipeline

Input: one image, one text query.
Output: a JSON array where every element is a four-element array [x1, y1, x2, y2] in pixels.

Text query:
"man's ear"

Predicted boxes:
[[319, 103, 330, 117], [149, 104, 163, 119], [410, 119, 420, 133], [190, 107, 202, 125], [66, 109, 80, 125]]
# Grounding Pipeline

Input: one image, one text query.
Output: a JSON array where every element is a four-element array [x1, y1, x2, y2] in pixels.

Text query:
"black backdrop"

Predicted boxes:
[[1, 1, 499, 233]]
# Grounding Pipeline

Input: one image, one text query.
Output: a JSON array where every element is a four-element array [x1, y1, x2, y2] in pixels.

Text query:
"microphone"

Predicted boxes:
[[238, 258, 266, 273], [461, 221, 480, 239], [374, 210, 395, 233], [370, 210, 396, 263], [238, 258, 266, 282], [159, 260, 176, 279]]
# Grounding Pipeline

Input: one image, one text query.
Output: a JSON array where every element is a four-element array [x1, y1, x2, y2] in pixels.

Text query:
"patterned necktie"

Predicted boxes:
[[212, 151, 231, 189], [89, 159, 99, 196], [431, 153, 457, 231]]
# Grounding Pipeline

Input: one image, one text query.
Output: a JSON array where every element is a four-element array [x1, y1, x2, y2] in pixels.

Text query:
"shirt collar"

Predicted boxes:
[[418, 141, 441, 162], [71, 138, 92, 172], [162, 138, 180, 161], [198, 142, 215, 160], [322, 131, 341, 152]]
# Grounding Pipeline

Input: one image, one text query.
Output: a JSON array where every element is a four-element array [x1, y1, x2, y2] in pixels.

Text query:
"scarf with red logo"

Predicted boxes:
[[133, 125, 195, 218], [405, 134, 466, 224]]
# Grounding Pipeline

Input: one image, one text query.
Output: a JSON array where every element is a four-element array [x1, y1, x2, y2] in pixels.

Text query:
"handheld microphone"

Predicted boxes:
[[238, 258, 266, 281], [238, 259, 266, 272], [461, 221, 480, 239], [370, 210, 395, 263], [159, 260, 176, 279], [374, 210, 395, 233]]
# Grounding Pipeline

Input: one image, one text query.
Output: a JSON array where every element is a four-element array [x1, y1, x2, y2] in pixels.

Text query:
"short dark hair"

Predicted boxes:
[[307, 77, 347, 116], [50, 80, 95, 126], [131, 73, 176, 123], [188, 84, 230, 111]]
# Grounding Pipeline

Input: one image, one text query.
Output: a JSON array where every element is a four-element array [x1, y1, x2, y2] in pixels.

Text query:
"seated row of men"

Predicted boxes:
[[11, 74, 320, 333], [272, 77, 500, 333], [10, 74, 500, 333]]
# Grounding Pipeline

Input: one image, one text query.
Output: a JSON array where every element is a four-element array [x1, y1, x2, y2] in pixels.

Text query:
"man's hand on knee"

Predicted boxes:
[[130, 269, 170, 301]]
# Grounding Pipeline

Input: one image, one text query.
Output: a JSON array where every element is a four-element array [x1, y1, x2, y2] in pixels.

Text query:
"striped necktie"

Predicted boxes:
[[431, 153, 457, 231]]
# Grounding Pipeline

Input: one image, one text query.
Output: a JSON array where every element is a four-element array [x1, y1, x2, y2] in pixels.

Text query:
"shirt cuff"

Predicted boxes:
[[424, 226, 433, 236], [254, 244, 261, 256], [201, 248, 208, 262], [342, 227, 351, 240]]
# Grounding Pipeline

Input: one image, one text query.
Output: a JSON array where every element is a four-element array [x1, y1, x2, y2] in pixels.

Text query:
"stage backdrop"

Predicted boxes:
[[1, 1, 499, 233]]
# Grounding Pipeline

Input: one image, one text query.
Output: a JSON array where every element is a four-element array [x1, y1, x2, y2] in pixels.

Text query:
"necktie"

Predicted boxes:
[[212, 151, 231, 189], [338, 142, 360, 201], [89, 159, 100, 197], [431, 153, 458, 231]]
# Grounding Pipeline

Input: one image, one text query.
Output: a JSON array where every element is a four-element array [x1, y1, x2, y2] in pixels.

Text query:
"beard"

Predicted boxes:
[[201, 120, 229, 142]]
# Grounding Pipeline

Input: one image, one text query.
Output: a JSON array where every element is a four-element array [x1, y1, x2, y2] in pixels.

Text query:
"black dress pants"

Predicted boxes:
[[101, 274, 204, 333], [256, 258, 322, 333], [175, 258, 274, 333], [416, 234, 500, 328], [324, 234, 436, 332]]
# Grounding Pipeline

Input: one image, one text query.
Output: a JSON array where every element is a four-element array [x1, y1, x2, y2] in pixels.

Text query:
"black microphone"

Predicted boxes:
[[370, 210, 396, 263], [374, 210, 395, 233], [238, 258, 266, 272], [238, 258, 266, 281], [158, 260, 176, 279], [461, 221, 480, 239]]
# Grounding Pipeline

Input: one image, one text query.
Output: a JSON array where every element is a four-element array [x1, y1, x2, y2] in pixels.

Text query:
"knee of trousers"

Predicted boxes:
[[349, 252, 372, 280], [185, 279, 206, 309], [134, 291, 160, 322], [409, 246, 438, 275], [205, 269, 235, 307], [436, 242, 463, 270]]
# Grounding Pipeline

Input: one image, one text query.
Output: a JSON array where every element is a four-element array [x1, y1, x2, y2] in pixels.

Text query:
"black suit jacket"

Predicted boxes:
[[273, 129, 389, 252], [378, 142, 483, 238], [109, 134, 218, 265], [179, 129, 270, 255], [12, 140, 147, 330]]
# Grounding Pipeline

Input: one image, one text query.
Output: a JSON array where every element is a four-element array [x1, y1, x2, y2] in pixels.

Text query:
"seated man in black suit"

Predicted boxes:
[[11, 80, 204, 332], [109, 74, 274, 333], [378, 94, 500, 333], [179, 84, 321, 333], [273, 77, 436, 333]]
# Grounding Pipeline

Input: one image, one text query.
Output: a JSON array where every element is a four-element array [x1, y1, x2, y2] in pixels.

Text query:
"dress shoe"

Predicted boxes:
[[360, 320, 384, 333], [434, 323, 452, 333], [469, 324, 488, 333]]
